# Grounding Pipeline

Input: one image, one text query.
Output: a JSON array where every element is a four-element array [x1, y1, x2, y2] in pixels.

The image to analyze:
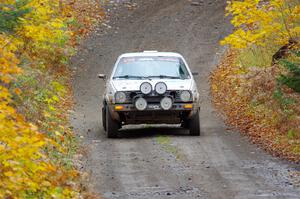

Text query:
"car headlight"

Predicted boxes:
[[115, 91, 126, 103], [180, 90, 191, 102], [140, 82, 152, 95], [160, 97, 173, 110], [155, 82, 167, 95], [135, 97, 147, 111]]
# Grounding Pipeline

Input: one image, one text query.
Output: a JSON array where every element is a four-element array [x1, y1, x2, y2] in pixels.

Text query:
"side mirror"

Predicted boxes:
[[98, 74, 106, 80], [192, 72, 199, 76]]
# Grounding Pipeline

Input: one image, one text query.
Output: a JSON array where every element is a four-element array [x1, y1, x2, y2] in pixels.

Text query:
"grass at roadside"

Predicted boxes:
[[12, 65, 79, 166]]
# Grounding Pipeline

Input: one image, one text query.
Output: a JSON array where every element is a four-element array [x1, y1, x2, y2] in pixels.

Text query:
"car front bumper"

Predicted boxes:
[[107, 102, 199, 124], [112, 103, 197, 112]]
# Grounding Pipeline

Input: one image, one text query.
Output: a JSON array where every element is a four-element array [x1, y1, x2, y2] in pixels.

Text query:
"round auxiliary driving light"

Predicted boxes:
[[160, 97, 173, 110], [180, 91, 191, 102], [155, 82, 167, 95], [115, 91, 126, 103], [135, 97, 147, 111], [140, 82, 152, 95]]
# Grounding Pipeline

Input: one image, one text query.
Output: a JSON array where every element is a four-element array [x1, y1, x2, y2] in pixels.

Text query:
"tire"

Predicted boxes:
[[106, 105, 119, 138], [180, 120, 189, 128], [102, 106, 106, 131], [188, 110, 200, 136]]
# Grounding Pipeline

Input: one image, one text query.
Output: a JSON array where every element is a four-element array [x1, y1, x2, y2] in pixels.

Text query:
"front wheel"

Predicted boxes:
[[102, 106, 106, 131], [188, 110, 200, 136], [106, 106, 119, 138]]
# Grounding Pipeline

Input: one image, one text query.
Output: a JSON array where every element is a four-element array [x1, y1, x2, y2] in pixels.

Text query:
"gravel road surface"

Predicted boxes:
[[71, 0, 300, 198]]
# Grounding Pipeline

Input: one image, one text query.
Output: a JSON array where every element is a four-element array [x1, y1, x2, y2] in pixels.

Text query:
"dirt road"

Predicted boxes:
[[71, 0, 300, 198]]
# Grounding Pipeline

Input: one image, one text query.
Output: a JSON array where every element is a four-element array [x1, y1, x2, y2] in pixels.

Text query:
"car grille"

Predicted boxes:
[[123, 91, 184, 103]]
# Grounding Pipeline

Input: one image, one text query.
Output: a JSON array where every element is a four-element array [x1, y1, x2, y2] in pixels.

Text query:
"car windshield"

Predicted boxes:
[[113, 56, 190, 79]]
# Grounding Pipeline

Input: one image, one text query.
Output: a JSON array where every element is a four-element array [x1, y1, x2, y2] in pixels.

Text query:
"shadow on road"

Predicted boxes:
[[117, 125, 190, 139]]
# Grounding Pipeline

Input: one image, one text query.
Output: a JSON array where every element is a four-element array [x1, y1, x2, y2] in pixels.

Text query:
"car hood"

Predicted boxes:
[[111, 79, 193, 91]]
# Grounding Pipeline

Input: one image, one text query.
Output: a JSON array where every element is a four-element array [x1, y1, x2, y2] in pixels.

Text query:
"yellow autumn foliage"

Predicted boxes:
[[0, 0, 103, 198], [221, 0, 300, 48], [214, 0, 300, 161], [0, 33, 78, 199]]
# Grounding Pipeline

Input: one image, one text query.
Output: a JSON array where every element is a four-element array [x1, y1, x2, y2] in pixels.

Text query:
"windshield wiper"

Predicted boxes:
[[146, 75, 181, 79], [113, 75, 144, 79]]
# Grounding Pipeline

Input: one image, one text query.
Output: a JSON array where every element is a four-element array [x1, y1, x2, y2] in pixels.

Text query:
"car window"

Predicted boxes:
[[113, 56, 191, 79]]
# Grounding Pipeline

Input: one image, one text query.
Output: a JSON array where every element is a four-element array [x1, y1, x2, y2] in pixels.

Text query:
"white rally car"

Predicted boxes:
[[98, 51, 200, 138]]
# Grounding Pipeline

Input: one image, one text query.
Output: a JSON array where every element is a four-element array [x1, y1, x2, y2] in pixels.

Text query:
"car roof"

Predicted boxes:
[[119, 51, 184, 58]]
